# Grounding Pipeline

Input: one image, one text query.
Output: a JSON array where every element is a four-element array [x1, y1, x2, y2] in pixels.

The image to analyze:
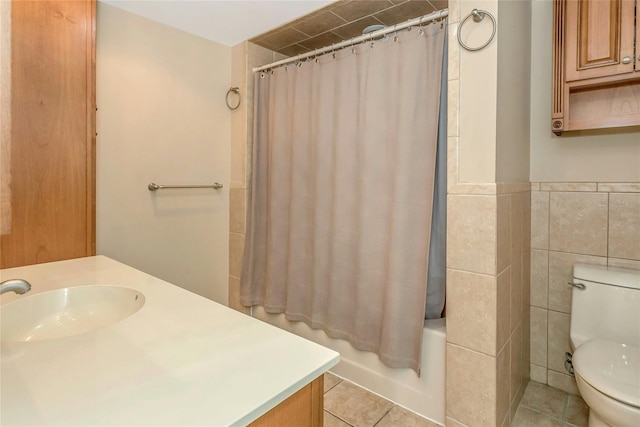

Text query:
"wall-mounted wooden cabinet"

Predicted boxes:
[[552, 0, 640, 134], [0, 0, 96, 268]]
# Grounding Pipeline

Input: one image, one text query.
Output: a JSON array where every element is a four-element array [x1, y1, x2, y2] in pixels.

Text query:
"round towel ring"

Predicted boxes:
[[457, 9, 496, 52], [226, 87, 241, 110]]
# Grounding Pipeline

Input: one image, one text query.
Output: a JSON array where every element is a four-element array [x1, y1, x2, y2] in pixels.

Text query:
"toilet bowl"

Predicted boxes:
[[572, 339, 640, 427], [569, 264, 640, 427]]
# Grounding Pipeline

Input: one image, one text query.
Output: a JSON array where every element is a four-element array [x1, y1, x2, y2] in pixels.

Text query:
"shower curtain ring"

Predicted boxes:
[[418, 17, 425, 35]]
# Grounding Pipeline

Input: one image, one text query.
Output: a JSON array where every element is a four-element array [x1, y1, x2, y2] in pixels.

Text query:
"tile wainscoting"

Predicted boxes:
[[529, 182, 640, 394]]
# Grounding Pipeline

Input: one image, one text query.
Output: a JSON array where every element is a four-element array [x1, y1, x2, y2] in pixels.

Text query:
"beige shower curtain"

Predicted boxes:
[[241, 22, 445, 372]]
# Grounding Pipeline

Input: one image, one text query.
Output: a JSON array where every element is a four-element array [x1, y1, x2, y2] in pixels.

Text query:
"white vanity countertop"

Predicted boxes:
[[0, 256, 339, 426]]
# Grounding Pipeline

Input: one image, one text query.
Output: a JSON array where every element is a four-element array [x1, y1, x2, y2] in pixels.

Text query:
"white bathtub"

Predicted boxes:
[[252, 308, 446, 425]]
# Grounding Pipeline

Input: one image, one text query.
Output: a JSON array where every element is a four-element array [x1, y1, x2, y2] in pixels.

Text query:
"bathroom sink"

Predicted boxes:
[[0, 285, 145, 342]]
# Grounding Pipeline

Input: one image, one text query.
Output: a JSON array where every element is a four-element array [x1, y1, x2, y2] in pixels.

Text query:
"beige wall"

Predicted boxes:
[[96, 3, 231, 303], [529, 183, 640, 394], [457, 0, 532, 184], [496, 0, 530, 183], [529, 0, 640, 183], [458, 0, 498, 184]]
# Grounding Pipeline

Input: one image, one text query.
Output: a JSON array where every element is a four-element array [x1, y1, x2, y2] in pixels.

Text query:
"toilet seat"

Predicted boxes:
[[573, 339, 640, 408]]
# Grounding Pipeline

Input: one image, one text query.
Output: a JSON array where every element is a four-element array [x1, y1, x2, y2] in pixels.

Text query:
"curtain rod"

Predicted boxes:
[[253, 8, 448, 72]]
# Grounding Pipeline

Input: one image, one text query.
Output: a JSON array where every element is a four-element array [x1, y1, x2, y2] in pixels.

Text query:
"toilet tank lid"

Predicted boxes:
[[573, 264, 640, 290]]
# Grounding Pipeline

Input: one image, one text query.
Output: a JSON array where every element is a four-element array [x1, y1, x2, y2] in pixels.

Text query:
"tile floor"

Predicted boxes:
[[323, 372, 440, 427], [323, 374, 589, 427], [512, 381, 589, 427]]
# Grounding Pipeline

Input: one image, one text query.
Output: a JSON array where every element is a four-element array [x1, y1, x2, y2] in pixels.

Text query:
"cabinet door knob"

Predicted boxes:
[[622, 56, 632, 64]]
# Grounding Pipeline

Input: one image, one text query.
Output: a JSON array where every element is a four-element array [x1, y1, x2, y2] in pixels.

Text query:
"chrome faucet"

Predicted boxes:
[[0, 279, 32, 295]]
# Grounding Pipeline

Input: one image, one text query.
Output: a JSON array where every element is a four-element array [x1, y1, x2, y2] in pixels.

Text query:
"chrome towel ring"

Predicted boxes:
[[457, 8, 496, 52], [226, 87, 241, 110]]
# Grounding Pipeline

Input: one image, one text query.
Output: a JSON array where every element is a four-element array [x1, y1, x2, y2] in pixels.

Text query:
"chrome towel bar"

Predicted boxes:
[[148, 182, 223, 191]]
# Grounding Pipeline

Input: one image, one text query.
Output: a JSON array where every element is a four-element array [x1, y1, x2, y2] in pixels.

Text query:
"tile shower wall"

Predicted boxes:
[[529, 182, 640, 394], [228, 42, 287, 312], [250, 0, 447, 57]]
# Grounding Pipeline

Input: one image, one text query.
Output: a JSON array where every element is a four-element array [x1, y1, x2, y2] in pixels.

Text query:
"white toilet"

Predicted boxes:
[[569, 264, 640, 427]]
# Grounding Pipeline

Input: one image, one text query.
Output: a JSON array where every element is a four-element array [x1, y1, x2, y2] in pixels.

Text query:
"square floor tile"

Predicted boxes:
[[512, 407, 562, 427], [324, 381, 394, 427], [520, 381, 568, 420], [324, 372, 342, 393], [375, 406, 440, 427], [324, 411, 351, 427], [564, 394, 588, 426]]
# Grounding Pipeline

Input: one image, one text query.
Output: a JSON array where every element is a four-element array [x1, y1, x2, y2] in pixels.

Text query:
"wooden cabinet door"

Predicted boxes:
[[565, 0, 635, 82], [0, 0, 95, 268], [249, 376, 323, 427], [637, 8, 640, 74]]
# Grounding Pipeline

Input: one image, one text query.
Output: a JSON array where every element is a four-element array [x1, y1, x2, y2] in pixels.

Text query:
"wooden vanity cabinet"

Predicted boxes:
[[249, 375, 324, 427], [0, 0, 96, 268], [552, 0, 640, 134]]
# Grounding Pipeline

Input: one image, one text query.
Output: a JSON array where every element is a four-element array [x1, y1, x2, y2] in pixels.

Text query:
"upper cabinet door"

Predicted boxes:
[[565, 0, 635, 82], [0, 0, 95, 268], [636, 5, 640, 73]]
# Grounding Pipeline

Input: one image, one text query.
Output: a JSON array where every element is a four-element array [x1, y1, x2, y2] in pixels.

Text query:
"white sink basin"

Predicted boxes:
[[0, 285, 145, 342]]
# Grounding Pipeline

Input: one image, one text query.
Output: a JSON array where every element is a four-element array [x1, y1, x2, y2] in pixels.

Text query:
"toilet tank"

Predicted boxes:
[[570, 264, 640, 350]]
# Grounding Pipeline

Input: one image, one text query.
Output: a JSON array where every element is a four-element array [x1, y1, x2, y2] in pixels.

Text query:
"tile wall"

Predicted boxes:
[[445, 183, 531, 427], [529, 182, 640, 394], [250, 0, 447, 57], [228, 42, 287, 312]]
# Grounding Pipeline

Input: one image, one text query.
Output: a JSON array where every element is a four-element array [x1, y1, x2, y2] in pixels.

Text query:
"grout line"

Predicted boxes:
[[606, 192, 610, 259], [371, 404, 395, 427], [323, 377, 343, 394], [323, 373, 439, 426], [518, 404, 564, 421], [324, 410, 354, 427], [560, 394, 570, 424]]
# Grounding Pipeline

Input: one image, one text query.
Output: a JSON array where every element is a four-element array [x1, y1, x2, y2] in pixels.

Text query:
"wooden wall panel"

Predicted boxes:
[[567, 80, 640, 129], [0, 0, 95, 268]]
